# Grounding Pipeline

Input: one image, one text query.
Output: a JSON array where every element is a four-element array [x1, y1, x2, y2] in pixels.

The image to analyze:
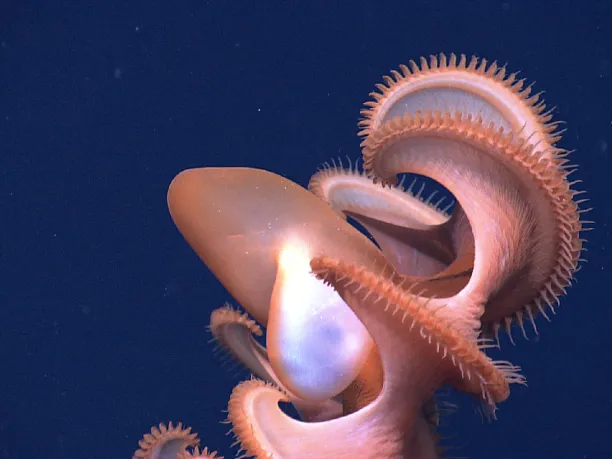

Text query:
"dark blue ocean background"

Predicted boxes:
[[1, 1, 610, 458]]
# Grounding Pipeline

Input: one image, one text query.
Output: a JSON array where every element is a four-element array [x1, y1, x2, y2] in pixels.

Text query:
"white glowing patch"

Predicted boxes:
[[277, 242, 314, 297], [267, 237, 373, 401]]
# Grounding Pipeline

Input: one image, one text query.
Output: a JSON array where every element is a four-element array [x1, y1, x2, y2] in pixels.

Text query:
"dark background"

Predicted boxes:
[[1, 1, 611, 458]]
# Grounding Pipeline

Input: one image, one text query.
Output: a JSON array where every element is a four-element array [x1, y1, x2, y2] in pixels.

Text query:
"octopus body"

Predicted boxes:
[[134, 54, 585, 459]]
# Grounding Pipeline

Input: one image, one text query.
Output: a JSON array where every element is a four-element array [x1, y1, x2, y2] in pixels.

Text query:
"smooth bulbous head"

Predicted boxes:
[[167, 167, 387, 400]]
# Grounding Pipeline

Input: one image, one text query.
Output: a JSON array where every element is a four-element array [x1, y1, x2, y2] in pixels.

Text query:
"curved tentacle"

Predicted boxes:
[[227, 379, 441, 459], [309, 166, 456, 277], [362, 111, 582, 338], [359, 53, 563, 157], [357, 54, 584, 340], [133, 422, 200, 459]]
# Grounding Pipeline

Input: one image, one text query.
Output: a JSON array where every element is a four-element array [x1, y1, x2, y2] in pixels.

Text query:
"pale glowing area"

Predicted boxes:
[[267, 238, 373, 401]]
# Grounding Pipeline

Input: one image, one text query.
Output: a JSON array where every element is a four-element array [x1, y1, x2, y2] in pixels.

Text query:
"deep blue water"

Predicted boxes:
[[1, 1, 611, 458]]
